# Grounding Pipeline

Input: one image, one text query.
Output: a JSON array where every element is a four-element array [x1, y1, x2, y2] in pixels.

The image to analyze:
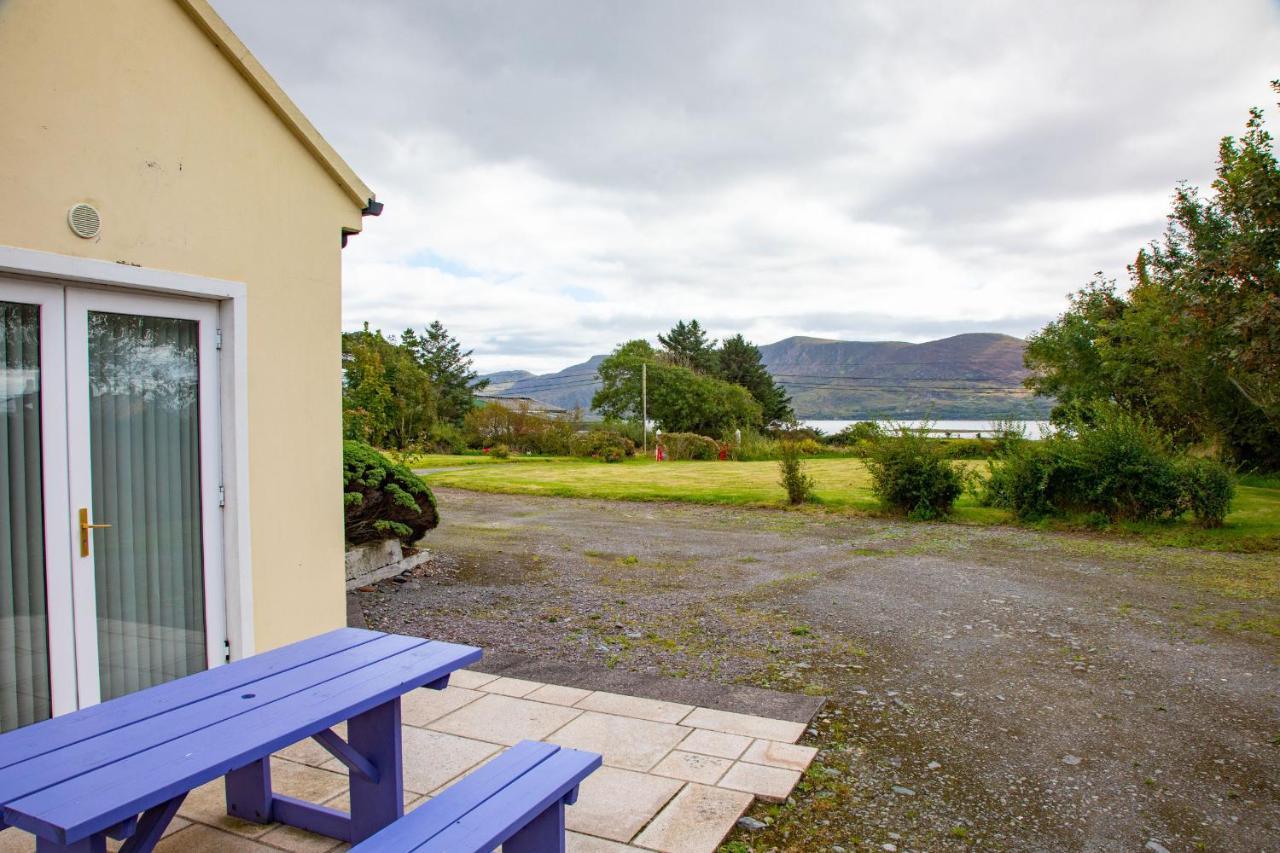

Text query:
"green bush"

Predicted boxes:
[[661, 432, 720, 460], [831, 421, 883, 444], [490, 443, 511, 459], [865, 425, 962, 517], [778, 441, 815, 505], [342, 440, 439, 545], [980, 441, 1070, 520], [865, 426, 965, 520], [983, 408, 1207, 523], [570, 429, 635, 463], [1176, 457, 1235, 528]]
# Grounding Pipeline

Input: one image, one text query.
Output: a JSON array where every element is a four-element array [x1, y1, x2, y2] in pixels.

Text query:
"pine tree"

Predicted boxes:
[[718, 334, 794, 426], [406, 321, 488, 427], [658, 319, 719, 374]]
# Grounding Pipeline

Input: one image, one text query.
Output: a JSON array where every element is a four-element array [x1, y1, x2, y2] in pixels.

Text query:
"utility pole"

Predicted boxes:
[[641, 362, 648, 455]]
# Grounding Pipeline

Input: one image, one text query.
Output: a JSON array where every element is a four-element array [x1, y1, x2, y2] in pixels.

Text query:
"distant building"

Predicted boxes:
[[474, 394, 571, 417]]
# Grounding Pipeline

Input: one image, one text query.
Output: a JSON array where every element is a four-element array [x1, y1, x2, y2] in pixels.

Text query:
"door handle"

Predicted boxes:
[[78, 507, 111, 557]]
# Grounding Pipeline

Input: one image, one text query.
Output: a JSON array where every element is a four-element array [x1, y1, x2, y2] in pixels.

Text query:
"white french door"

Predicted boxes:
[[0, 277, 226, 730]]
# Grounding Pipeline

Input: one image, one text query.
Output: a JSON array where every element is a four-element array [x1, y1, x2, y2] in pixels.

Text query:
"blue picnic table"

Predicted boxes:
[[0, 628, 600, 852]]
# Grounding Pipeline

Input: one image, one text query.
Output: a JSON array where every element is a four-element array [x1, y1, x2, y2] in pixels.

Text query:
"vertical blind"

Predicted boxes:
[[88, 311, 207, 701], [0, 301, 51, 733]]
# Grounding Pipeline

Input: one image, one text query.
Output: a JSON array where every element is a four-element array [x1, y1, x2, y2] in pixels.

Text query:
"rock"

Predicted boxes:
[[1062, 754, 1082, 766], [882, 844, 898, 852], [892, 785, 915, 796], [888, 832, 902, 840], [1145, 841, 1171, 853], [624, 631, 642, 639], [833, 847, 847, 852], [737, 816, 767, 832], [927, 761, 942, 770]]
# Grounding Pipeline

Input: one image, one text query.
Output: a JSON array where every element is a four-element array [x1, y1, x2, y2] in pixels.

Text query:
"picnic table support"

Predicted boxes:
[[118, 794, 187, 853], [504, 802, 567, 853], [347, 697, 404, 843], [222, 697, 403, 844]]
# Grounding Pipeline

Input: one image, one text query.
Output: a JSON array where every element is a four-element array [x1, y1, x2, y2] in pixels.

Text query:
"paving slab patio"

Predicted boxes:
[[0, 670, 820, 853]]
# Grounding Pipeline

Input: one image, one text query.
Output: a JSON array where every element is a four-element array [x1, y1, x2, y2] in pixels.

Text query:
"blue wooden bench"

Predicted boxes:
[[0, 628, 482, 851], [351, 740, 601, 853]]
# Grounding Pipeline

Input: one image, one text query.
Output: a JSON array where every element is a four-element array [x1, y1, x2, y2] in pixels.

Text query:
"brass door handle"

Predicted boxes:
[[78, 507, 111, 557]]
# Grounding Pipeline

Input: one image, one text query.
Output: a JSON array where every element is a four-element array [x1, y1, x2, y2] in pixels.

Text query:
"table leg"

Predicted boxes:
[[225, 757, 273, 823], [346, 696, 403, 843]]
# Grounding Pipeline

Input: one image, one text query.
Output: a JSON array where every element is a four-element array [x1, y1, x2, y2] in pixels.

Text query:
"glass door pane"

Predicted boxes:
[[87, 311, 207, 700], [0, 301, 51, 732]]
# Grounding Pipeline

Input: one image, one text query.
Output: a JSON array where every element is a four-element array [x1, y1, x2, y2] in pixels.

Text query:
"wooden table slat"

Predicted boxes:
[[5, 639, 480, 844], [0, 633, 426, 808], [0, 628, 379, 772]]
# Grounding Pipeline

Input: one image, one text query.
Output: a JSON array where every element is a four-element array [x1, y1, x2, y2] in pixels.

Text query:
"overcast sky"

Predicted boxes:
[[214, 1, 1280, 374]]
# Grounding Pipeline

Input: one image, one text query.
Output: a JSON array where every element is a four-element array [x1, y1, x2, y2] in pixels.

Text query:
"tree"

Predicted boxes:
[[341, 325, 438, 447], [717, 334, 794, 426], [658, 319, 719, 374], [404, 321, 488, 427], [1024, 81, 1280, 469], [592, 339, 762, 435]]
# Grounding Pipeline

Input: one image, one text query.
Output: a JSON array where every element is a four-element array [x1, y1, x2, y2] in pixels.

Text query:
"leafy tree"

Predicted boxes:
[[1025, 81, 1280, 469], [341, 325, 438, 448], [658, 319, 719, 374], [717, 334, 794, 425], [403, 321, 488, 427], [592, 339, 762, 435]]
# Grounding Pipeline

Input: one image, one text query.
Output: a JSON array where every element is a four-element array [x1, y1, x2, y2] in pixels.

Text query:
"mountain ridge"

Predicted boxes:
[[479, 332, 1050, 420]]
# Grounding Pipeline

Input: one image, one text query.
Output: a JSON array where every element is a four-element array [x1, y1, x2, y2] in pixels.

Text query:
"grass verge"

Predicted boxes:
[[422, 456, 1280, 552]]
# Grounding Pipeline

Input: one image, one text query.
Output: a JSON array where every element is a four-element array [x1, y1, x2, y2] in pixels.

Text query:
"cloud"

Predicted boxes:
[[212, 0, 1280, 373]]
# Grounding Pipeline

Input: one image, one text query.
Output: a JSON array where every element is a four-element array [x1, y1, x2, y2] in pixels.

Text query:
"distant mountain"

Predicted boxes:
[[477, 333, 1051, 420], [475, 369, 534, 394], [480, 355, 606, 413], [759, 333, 1050, 419]]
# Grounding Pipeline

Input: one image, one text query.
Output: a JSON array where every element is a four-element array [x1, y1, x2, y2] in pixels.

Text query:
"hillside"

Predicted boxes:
[[759, 333, 1049, 419], [478, 333, 1051, 420]]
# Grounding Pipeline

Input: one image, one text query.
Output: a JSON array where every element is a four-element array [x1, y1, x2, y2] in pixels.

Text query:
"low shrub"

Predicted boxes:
[[980, 441, 1070, 520], [490, 443, 511, 459], [464, 402, 578, 455], [778, 441, 815, 505], [661, 432, 720, 460], [937, 437, 998, 460], [570, 429, 635, 463], [342, 440, 439, 546], [865, 426, 965, 520], [1176, 457, 1235, 528], [983, 407, 1227, 525], [831, 421, 883, 444]]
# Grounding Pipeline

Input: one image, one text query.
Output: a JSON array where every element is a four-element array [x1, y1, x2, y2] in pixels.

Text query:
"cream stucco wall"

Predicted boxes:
[[0, 0, 368, 651]]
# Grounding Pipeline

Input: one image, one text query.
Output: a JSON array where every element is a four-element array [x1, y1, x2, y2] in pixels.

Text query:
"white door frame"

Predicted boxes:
[[64, 288, 226, 706], [0, 280, 77, 717], [0, 246, 255, 690]]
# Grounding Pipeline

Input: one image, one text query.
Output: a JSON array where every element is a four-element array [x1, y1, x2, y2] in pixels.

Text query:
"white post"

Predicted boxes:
[[642, 362, 648, 455]]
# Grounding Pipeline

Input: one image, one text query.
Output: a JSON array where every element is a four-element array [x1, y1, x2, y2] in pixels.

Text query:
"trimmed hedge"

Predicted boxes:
[[570, 429, 635, 463], [661, 432, 720, 460], [343, 440, 439, 545]]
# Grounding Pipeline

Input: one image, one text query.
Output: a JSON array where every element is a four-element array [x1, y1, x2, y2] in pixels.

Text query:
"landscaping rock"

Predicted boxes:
[[737, 816, 767, 832]]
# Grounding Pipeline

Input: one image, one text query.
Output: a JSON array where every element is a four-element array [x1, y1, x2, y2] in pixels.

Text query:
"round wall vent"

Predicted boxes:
[[68, 203, 101, 239]]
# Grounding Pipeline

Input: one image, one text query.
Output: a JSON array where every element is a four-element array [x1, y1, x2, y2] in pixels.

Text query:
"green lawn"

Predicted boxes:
[[422, 456, 1280, 551]]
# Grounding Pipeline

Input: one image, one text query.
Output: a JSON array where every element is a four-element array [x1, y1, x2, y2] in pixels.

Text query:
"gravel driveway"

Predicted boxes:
[[357, 488, 1279, 852]]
